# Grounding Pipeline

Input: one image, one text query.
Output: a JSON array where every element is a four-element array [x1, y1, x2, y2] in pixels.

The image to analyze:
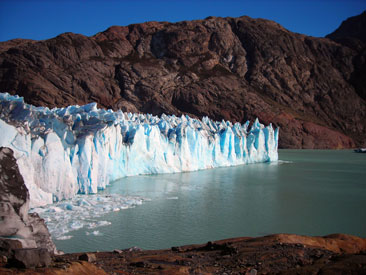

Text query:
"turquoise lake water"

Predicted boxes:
[[53, 150, 366, 253]]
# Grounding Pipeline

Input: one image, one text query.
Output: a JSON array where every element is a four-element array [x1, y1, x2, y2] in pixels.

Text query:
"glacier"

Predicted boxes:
[[0, 93, 278, 208]]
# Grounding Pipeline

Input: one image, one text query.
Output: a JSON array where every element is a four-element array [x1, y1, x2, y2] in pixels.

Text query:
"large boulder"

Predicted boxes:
[[8, 248, 51, 268], [0, 147, 57, 266]]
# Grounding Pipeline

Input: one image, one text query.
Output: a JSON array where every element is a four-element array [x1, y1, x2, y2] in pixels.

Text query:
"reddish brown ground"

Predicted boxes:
[[1, 233, 366, 274]]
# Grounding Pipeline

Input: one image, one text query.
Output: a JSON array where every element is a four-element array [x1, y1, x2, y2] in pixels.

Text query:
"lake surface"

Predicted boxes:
[[51, 150, 366, 253]]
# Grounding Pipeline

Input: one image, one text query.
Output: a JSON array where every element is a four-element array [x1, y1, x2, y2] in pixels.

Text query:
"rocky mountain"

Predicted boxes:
[[326, 11, 366, 107], [0, 13, 365, 148], [326, 11, 366, 48]]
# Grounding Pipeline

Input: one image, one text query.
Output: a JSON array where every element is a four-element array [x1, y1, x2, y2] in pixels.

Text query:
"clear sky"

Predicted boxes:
[[0, 0, 365, 42]]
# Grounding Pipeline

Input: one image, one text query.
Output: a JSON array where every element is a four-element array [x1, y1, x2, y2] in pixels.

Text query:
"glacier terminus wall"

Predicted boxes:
[[0, 93, 278, 208]]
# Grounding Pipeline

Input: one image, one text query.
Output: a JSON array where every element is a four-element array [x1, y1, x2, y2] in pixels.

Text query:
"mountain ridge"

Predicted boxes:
[[0, 13, 365, 148]]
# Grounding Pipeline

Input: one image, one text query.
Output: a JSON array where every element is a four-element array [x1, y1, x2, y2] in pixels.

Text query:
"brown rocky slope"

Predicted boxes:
[[0, 13, 365, 148]]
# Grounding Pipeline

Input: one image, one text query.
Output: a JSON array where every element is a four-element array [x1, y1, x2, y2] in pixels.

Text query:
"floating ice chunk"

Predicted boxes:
[[70, 221, 84, 230], [56, 235, 73, 240], [45, 207, 63, 213], [269, 160, 293, 165], [31, 194, 144, 240], [86, 230, 102, 236], [87, 221, 111, 229], [0, 92, 279, 208], [167, 197, 179, 200]]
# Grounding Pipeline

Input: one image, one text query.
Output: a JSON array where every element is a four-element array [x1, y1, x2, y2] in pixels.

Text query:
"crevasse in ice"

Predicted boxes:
[[0, 93, 278, 208]]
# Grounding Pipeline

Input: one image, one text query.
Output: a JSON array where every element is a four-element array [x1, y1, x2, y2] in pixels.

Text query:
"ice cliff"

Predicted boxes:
[[0, 93, 278, 208]]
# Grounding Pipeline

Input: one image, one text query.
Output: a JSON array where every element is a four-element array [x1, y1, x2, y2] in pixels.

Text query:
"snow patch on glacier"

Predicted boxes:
[[0, 93, 278, 208]]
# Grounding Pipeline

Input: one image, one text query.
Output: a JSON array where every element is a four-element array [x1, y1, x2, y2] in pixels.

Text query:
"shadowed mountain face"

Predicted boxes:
[[326, 11, 366, 47], [326, 11, 366, 106], [0, 13, 365, 148]]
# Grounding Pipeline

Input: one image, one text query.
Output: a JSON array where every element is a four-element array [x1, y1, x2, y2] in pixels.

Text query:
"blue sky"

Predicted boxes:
[[0, 0, 365, 42]]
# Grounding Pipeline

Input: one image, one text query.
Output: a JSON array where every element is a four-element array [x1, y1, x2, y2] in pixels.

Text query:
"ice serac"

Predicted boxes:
[[0, 93, 279, 208]]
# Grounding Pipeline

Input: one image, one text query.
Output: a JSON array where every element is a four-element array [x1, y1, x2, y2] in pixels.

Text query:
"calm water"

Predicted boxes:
[[54, 150, 366, 253]]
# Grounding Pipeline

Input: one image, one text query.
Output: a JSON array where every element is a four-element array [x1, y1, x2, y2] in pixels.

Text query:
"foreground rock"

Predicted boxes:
[[0, 234, 365, 274], [0, 13, 365, 149], [8, 248, 51, 269], [0, 147, 58, 267]]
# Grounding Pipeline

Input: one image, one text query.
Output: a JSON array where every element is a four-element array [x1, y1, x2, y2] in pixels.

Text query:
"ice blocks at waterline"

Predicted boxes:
[[0, 93, 278, 207]]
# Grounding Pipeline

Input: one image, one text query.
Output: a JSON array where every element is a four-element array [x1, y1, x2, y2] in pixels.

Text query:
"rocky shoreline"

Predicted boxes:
[[1, 233, 366, 274]]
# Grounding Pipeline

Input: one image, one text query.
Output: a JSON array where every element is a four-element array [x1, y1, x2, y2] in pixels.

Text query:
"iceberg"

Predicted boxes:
[[0, 93, 278, 208]]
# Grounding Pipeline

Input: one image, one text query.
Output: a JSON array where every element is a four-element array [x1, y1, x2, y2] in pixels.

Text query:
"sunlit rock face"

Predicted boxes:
[[0, 93, 278, 208], [0, 146, 57, 255]]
